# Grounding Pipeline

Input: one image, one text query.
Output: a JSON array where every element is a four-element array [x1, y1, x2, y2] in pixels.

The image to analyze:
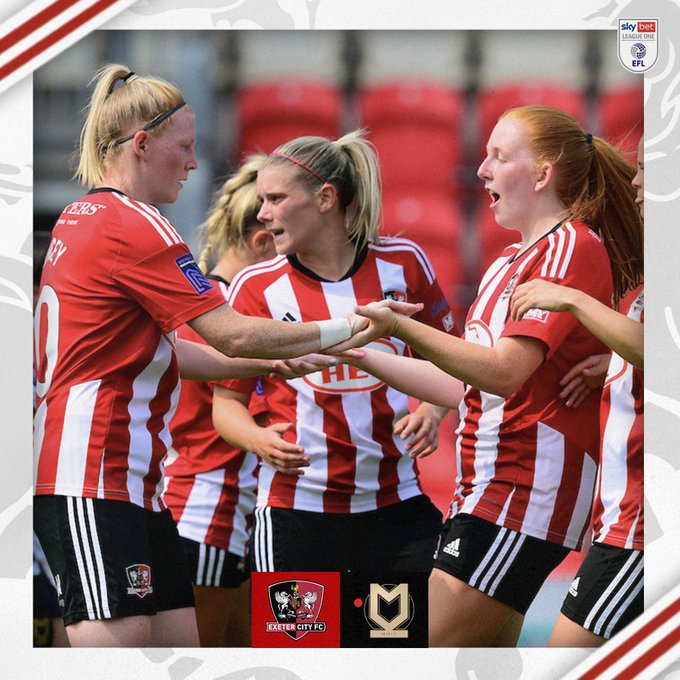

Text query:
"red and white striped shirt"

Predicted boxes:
[[164, 278, 264, 555], [225, 238, 457, 513], [592, 285, 644, 550], [33, 189, 225, 511], [449, 220, 611, 549]]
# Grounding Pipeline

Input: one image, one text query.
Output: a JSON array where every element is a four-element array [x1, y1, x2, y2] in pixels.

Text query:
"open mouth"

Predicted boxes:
[[270, 228, 285, 238], [488, 189, 500, 207]]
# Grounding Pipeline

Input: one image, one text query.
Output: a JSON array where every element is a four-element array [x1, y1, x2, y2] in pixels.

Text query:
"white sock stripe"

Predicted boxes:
[[254, 506, 275, 572], [66, 497, 96, 620], [487, 533, 526, 597], [470, 527, 508, 587], [206, 545, 217, 587], [196, 542, 206, 586], [604, 570, 644, 639], [253, 507, 263, 571], [74, 498, 102, 619], [266, 507, 275, 571], [84, 497, 110, 618], [594, 554, 644, 637], [585, 550, 642, 633], [215, 548, 226, 586]]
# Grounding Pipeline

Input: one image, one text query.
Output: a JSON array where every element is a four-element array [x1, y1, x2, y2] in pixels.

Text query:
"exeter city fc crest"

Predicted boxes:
[[618, 19, 658, 73], [267, 580, 326, 640], [126, 563, 153, 598]]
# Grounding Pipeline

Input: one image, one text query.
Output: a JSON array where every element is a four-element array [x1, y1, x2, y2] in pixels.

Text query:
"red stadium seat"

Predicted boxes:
[[477, 82, 586, 153], [235, 80, 342, 158], [358, 82, 464, 197], [598, 84, 644, 161], [381, 192, 466, 324]]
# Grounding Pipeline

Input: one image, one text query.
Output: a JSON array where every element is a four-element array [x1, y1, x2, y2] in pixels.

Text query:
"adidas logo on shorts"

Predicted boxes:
[[569, 576, 580, 597], [442, 538, 461, 558]]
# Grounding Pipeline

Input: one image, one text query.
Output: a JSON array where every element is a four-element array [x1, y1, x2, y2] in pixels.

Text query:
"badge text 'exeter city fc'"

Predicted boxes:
[[266, 580, 326, 640]]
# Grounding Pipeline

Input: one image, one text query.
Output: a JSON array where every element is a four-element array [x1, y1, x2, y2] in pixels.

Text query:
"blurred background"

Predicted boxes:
[[33, 29, 643, 646]]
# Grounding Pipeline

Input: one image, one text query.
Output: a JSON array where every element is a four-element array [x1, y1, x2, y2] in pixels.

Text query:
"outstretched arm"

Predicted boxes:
[[510, 280, 643, 369], [350, 302, 546, 398], [177, 338, 274, 380], [340, 348, 465, 410], [189, 300, 422, 361]]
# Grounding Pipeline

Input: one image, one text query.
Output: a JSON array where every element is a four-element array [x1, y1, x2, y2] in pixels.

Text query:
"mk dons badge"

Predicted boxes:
[[618, 19, 658, 73], [365, 583, 414, 638]]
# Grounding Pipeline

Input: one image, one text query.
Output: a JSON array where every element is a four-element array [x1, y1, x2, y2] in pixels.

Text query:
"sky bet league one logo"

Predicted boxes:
[[618, 19, 658, 73]]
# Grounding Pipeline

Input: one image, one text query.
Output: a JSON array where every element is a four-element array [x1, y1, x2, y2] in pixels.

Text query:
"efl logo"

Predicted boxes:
[[618, 18, 658, 73], [252, 572, 340, 647]]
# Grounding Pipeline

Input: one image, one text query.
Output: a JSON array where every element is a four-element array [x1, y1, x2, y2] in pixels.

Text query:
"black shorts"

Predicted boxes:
[[251, 495, 442, 573], [179, 536, 250, 588], [433, 513, 570, 615], [561, 542, 643, 639], [34, 495, 195, 626]]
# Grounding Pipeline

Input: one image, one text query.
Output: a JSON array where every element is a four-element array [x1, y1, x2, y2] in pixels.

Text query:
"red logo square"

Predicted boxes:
[[251, 572, 340, 647], [637, 21, 656, 32]]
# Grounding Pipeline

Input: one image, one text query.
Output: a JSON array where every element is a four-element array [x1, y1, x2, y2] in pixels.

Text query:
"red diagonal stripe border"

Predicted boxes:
[[0, 0, 81, 56], [0, 0, 121, 82]]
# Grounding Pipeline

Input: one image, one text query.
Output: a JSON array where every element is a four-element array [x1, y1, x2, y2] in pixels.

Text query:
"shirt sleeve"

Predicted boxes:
[[501, 229, 613, 359], [113, 242, 225, 333]]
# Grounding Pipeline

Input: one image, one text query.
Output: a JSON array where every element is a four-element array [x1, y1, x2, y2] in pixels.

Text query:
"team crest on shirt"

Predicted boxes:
[[302, 338, 399, 394], [383, 289, 407, 302], [267, 580, 326, 640], [499, 273, 519, 300], [126, 564, 153, 598]]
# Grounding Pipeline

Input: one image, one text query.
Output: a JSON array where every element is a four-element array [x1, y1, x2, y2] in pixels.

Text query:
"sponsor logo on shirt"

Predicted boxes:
[[63, 201, 107, 216], [465, 319, 494, 347], [175, 254, 214, 294], [523, 308, 550, 323], [302, 338, 398, 394], [126, 563, 153, 598]]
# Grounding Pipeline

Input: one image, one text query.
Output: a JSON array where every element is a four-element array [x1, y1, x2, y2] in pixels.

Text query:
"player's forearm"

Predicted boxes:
[[177, 339, 274, 381], [347, 350, 463, 408], [393, 318, 542, 398], [565, 290, 644, 369], [189, 304, 354, 359], [212, 394, 258, 450]]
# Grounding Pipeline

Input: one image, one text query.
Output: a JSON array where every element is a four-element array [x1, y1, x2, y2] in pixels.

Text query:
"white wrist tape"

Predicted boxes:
[[316, 318, 352, 350]]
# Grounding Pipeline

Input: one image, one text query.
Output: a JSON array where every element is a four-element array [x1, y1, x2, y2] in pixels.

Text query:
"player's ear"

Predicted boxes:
[[251, 228, 272, 257], [131, 130, 149, 157], [316, 183, 339, 213], [534, 162, 554, 192]]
